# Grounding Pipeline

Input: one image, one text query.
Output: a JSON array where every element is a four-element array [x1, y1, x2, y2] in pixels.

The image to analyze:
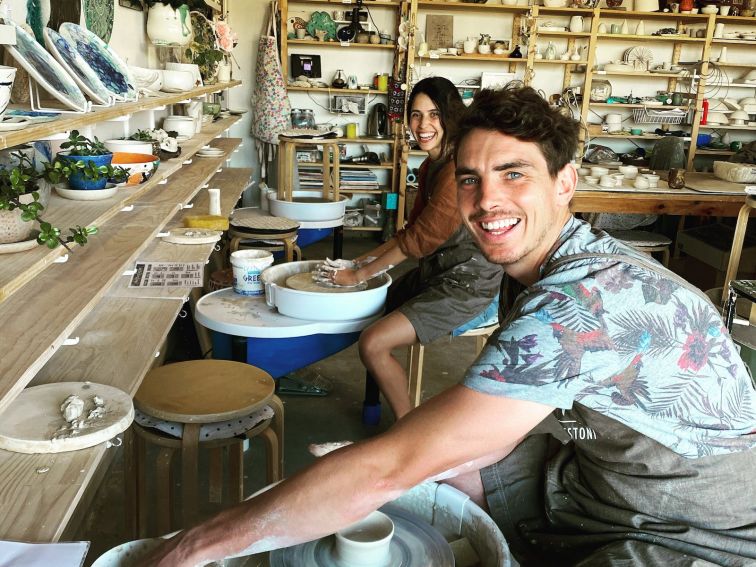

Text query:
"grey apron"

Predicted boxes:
[[482, 252, 756, 567]]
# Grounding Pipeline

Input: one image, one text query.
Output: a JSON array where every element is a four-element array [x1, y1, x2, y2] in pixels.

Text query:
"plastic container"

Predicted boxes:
[[230, 250, 274, 296]]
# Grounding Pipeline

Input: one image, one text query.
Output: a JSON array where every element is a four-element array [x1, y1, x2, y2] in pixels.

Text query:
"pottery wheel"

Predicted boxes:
[[0, 382, 134, 454], [285, 272, 367, 293], [270, 505, 454, 567]]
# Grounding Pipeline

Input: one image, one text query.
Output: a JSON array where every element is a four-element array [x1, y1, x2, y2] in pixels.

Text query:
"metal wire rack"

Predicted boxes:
[[631, 108, 687, 124]]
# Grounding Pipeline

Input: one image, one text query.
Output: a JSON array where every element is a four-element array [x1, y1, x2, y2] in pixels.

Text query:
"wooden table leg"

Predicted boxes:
[[721, 197, 755, 305]]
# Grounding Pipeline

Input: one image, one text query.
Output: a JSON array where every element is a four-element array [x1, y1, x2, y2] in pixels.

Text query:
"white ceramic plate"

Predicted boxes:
[[0, 117, 34, 131], [58, 22, 137, 101], [162, 228, 222, 245], [43, 27, 112, 105], [0, 231, 39, 254], [2, 20, 88, 112], [55, 183, 118, 201]]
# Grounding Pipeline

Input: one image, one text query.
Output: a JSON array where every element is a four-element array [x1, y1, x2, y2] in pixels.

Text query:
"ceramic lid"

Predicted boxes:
[[58, 22, 137, 101], [2, 20, 88, 112]]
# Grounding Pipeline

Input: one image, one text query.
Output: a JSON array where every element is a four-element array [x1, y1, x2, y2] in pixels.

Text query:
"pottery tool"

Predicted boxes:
[[184, 215, 230, 230], [0, 382, 133, 454]]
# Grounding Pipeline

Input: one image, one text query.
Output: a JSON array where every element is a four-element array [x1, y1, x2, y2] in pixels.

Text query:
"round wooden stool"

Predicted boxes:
[[229, 211, 302, 263], [608, 230, 672, 267], [205, 267, 234, 294], [130, 360, 284, 535]]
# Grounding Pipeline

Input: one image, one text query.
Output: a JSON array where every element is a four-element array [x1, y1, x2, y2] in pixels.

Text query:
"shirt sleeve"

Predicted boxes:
[[462, 287, 624, 410], [395, 160, 460, 259]]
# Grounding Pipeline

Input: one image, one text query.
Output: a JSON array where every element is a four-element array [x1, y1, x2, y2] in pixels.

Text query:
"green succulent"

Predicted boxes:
[[60, 130, 111, 156]]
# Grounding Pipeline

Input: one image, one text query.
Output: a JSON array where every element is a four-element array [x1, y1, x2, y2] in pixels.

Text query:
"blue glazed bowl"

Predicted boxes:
[[60, 153, 113, 190], [697, 133, 712, 147]]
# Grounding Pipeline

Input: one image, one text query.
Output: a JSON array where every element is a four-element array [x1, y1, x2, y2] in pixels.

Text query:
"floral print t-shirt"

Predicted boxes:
[[464, 216, 756, 458]]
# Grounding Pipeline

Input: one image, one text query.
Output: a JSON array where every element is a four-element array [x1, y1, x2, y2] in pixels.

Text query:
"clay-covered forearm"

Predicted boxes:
[[355, 238, 398, 264], [395, 162, 460, 259], [354, 243, 407, 282]]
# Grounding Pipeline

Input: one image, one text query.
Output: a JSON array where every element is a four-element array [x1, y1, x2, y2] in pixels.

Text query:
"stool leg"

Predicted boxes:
[[260, 427, 281, 484], [181, 424, 201, 528], [227, 441, 244, 503], [208, 447, 223, 504], [267, 395, 285, 480], [123, 427, 138, 539], [660, 246, 670, 268], [155, 447, 174, 535], [407, 342, 425, 409], [136, 433, 149, 538]]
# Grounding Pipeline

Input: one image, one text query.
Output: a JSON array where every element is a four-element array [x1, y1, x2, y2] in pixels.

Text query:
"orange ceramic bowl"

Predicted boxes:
[[111, 152, 160, 186]]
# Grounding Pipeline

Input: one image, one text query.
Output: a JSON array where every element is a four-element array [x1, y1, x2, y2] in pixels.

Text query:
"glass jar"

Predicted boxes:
[[590, 79, 612, 102], [302, 109, 316, 129], [290, 108, 305, 128]]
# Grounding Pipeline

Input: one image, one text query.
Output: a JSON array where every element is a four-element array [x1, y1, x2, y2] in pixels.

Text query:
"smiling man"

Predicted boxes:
[[143, 87, 756, 567]]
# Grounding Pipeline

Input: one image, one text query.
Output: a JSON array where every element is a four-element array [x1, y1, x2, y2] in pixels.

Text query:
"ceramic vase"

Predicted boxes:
[[635, 20, 645, 35], [569, 15, 584, 33], [667, 168, 686, 189], [571, 46, 582, 61], [545, 42, 557, 60], [534, 44, 543, 59], [217, 62, 231, 82], [621, 19, 629, 34], [463, 37, 477, 54], [719, 46, 728, 62], [146, 3, 192, 47]]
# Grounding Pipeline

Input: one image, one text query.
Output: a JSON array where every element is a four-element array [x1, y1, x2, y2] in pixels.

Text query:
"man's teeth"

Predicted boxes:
[[481, 219, 519, 230]]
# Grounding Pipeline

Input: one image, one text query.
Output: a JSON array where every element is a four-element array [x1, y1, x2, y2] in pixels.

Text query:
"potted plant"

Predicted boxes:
[[185, 42, 224, 84], [128, 128, 181, 161], [57, 130, 113, 190], [0, 154, 97, 250]]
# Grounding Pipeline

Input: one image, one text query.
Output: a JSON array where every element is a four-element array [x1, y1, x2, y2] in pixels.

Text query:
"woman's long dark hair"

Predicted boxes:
[[407, 77, 466, 161]]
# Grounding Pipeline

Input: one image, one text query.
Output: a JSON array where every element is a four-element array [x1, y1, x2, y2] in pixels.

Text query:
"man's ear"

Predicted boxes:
[[555, 164, 577, 206]]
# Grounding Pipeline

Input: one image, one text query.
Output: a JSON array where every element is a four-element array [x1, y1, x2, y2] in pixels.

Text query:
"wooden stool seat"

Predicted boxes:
[[229, 227, 301, 263], [608, 230, 672, 267], [407, 323, 499, 408], [130, 360, 284, 536]]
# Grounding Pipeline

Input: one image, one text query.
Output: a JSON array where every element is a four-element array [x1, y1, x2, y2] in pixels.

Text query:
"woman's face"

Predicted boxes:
[[409, 93, 444, 160]]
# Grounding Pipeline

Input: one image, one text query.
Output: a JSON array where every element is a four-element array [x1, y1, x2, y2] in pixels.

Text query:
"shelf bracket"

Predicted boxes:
[[53, 254, 69, 264], [62, 336, 80, 346]]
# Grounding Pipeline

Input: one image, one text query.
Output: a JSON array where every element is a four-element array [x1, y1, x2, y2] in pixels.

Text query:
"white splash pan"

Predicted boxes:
[[262, 260, 390, 322], [91, 482, 511, 566], [268, 190, 347, 222]]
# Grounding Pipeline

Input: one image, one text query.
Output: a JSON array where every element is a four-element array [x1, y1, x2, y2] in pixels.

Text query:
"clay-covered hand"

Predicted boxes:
[[312, 258, 362, 287]]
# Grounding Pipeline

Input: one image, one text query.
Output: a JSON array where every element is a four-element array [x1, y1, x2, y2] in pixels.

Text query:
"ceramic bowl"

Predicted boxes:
[[128, 66, 162, 91], [111, 152, 160, 185], [543, 0, 568, 6], [162, 116, 195, 138], [577, 167, 590, 176], [701, 5, 718, 13], [165, 62, 202, 87], [590, 166, 609, 177], [160, 69, 194, 93], [729, 110, 749, 125], [618, 165, 638, 179], [104, 139, 154, 155], [334, 511, 394, 567], [707, 112, 729, 125], [584, 176, 599, 185]]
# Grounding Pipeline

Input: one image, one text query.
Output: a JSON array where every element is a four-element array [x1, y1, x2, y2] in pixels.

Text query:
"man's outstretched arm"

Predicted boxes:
[[143, 384, 555, 566]]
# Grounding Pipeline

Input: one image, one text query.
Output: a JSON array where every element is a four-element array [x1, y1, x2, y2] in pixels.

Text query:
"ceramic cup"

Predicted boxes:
[[630, 128, 643, 135], [634, 176, 650, 189], [590, 166, 609, 177], [611, 173, 625, 187], [0, 65, 17, 117], [618, 165, 639, 179], [577, 167, 591, 176], [334, 511, 394, 567], [599, 174, 616, 188], [611, 24, 622, 34], [478, 43, 491, 54], [584, 176, 599, 185], [719, 5, 731, 15], [296, 28, 306, 39], [642, 173, 660, 188]]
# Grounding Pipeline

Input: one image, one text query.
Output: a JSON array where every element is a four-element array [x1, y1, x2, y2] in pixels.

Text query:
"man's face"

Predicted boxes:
[[456, 128, 575, 282]]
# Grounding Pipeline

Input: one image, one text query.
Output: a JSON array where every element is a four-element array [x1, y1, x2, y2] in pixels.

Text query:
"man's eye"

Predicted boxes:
[[458, 177, 478, 186], [505, 172, 523, 180]]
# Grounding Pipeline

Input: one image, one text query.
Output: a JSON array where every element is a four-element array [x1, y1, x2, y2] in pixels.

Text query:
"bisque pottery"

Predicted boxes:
[[146, 3, 192, 47], [569, 16, 584, 33]]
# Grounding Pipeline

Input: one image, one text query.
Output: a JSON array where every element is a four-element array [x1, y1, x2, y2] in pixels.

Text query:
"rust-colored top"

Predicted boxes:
[[395, 158, 460, 259]]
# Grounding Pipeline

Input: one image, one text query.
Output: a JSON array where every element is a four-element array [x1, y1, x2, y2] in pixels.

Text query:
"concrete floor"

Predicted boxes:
[[77, 232, 481, 564]]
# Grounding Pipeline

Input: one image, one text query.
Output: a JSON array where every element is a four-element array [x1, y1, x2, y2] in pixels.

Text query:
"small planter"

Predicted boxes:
[[60, 153, 113, 190], [0, 180, 52, 244]]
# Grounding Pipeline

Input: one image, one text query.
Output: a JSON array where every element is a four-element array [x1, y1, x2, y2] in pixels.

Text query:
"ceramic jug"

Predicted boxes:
[[569, 16, 584, 33], [146, 3, 192, 47], [187, 100, 203, 134], [463, 37, 477, 54]]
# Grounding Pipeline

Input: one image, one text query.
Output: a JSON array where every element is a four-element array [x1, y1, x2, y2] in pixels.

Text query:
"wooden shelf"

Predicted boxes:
[[345, 226, 383, 231], [593, 70, 691, 78], [598, 9, 709, 20], [711, 38, 756, 45], [536, 30, 592, 37], [698, 124, 756, 130], [287, 86, 388, 95], [715, 14, 756, 22], [0, 168, 250, 542], [0, 117, 241, 304], [417, 1, 527, 12], [0, 81, 242, 150], [301, 162, 395, 169], [712, 63, 756, 69], [340, 136, 396, 144], [533, 59, 589, 65], [590, 103, 690, 110], [597, 33, 705, 42], [287, 39, 396, 49], [428, 53, 526, 63], [289, 0, 400, 4], [694, 149, 735, 155]]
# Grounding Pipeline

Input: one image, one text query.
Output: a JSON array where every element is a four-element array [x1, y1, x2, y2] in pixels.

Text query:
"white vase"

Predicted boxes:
[[146, 3, 193, 47], [719, 46, 728, 62], [569, 16, 584, 33], [463, 37, 477, 54], [621, 19, 629, 34], [635, 20, 645, 35], [217, 62, 231, 82]]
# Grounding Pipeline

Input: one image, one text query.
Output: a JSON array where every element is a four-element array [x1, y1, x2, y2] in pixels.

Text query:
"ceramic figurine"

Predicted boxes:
[[545, 41, 557, 60], [509, 44, 523, 58]]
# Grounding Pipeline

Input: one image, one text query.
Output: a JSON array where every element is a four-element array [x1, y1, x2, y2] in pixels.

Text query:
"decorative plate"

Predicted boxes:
[[58, 22, 137, 101], [43, 27, 112, 105], [623, 46, 653, 71], [2, 20, 88, 112], [84, 0, 115, 43]]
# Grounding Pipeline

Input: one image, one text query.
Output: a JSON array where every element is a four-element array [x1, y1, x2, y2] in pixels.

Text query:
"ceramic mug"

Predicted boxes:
[[611, 24, 622, 34], [0, 65, 17, 117]]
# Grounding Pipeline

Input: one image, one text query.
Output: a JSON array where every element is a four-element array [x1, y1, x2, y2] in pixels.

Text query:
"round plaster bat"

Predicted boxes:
[[162, 229, 223, 245]]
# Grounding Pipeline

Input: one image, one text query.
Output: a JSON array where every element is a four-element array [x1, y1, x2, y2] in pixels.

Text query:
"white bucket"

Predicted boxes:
[[230, 250, 274, 296]]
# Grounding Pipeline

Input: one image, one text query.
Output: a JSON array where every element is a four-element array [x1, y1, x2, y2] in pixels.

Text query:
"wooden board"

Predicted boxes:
[[0, 382, 133, 454], [684, 172, 750, 195], [425, 15, 453, 50]]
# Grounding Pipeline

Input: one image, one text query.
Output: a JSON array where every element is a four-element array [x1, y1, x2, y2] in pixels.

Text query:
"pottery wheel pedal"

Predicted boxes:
[[229, 209, 302, 263], [276, 373, 331, 397]]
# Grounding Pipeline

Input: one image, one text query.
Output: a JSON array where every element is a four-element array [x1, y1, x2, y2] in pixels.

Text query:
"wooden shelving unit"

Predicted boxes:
[[0, 81, 250, 541]]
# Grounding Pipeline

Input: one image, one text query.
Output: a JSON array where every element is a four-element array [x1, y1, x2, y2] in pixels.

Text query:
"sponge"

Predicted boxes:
[[184, 215, 229, 230]]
